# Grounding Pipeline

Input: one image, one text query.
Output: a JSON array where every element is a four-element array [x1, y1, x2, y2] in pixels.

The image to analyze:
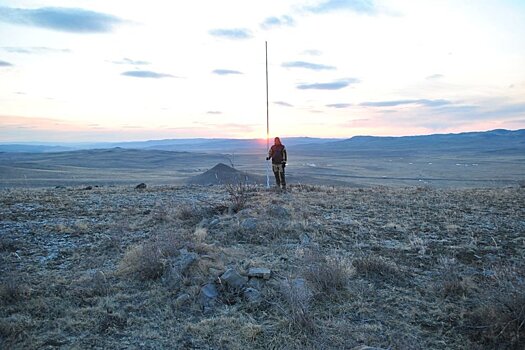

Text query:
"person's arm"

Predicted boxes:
[[282, 147, 287, 163], [267, 146, 273, 160]]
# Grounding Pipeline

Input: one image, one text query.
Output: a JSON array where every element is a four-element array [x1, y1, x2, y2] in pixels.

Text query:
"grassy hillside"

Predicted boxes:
[[1, 184, 523, 349]]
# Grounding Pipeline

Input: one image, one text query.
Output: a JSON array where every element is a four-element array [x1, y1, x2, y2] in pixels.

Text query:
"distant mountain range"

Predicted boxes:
[[0, 137, 337, 153], [296, 129, 525, 156], [1, 129, 523, 155]]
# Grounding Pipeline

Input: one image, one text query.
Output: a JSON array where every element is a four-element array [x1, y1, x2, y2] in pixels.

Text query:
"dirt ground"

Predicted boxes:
[[1, 184, 524, 349]]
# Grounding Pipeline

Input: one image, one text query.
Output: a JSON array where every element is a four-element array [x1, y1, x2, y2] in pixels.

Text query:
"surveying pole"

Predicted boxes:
[[265, 41, 270, 189]]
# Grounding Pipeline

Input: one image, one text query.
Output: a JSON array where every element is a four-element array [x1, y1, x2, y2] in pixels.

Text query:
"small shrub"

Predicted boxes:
[[466, 290, 525, 348], [408, 234, 427, 255], [0, 237, 18, 253], [302, 250, 351, 297], [118, 243, 166, 280], [0, 314, 30, 343], [353, 255, 402, 281], [279, 278, 315, 333], [118, 233, 181, 280], [441, 275, 473, 298], [224, 182, 256, 213], [98, 311, 128, 334], [436, 257, 474, 298], [0, 278, 29, 304]]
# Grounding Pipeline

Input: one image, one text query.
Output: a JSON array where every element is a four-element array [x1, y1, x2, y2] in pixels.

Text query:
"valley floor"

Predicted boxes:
[[1, 184, 524, 349]]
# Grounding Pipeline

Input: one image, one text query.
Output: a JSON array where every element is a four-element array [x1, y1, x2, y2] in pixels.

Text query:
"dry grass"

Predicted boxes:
[[301, 249, 352, 297], [0, 184, 523, 349]]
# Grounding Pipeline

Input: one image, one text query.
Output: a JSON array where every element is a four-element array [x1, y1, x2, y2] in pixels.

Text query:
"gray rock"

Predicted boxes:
[[199, 283, 218, 310], [135, 183, 147, 190], [241, 218, 258, 231], [173, 249, 198, 274], [269, 206, 290, 219], [247, 278, 264, 290], [247, 267, 271, 280], [243, 287, 262, 304], [220, 268, 248, 289], [351, 346, 387, 350], [209, 218, 220, 227], [299, 233, 311, 245], [175, 293, 191, 306]]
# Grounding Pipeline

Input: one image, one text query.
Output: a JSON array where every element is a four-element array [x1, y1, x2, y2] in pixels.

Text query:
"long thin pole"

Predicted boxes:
[[265, 41, 270, 188]]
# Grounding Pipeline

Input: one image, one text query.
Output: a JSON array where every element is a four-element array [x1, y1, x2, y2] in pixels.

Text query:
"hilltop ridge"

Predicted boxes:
[[1, 184, 523, 348]]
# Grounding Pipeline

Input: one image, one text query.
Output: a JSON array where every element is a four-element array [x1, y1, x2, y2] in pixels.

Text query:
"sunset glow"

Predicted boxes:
[[1, 0, 524, 142]]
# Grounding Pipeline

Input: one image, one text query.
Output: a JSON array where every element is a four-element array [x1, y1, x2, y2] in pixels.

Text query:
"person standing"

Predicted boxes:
[[266, 137, 287, 190]]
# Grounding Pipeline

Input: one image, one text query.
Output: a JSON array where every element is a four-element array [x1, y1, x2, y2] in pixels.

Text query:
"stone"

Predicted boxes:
[[243, 287, 262, 304], [135, 183, 147, 189], [241, 218, 258, 231], [299, 233, 311, 246], [173, 249, 198, 274], [175, 293, 191, 307], [351, 346, 387, 350], [220, 268, 248, 290], [247, 278, 264, 290], [269, 206, 290, 219], [247, 267, 271, 280], [199, 283, 218, 310]]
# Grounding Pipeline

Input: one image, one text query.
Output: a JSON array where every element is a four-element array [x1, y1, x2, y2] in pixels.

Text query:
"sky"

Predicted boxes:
[[1, 0, 525, 142]]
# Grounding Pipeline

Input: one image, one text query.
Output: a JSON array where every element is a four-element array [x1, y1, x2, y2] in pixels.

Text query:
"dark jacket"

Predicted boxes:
[[268, 144, 287, 164]]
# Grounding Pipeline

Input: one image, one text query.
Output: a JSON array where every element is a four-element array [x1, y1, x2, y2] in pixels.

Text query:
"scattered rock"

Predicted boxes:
[[299, 233, 311, 246], [175, 293, 191, 307], [220, 268, 248, 290], [268, 205, 290, 219], [209, 218, 220, 227], [241, 218, 258, 231], [243, 287, 262, 304], [135, 183, 147, 190], [83, 186, 93, 191], [351, 346, 387, 350], [199, 283, 219, 310], [247, 278, 264, 290], [247, 267, 271, 280], [172, 249, 198, 274]]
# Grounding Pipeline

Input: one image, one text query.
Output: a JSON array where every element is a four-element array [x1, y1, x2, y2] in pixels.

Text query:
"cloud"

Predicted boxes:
[[0, 60, 13, 67], [326, 103, 352, 108], [360, 99, 452, 107], [121, 71, 176, 79], [112, 58, 150, 65], [1, 46, 70, 54], [305, 0, 377, 14], [212, 69, 243, 75], [426, 74, 444, 80], [209, 28, 252, 40], [0, 6, 125, 33], [282, 61, 336, 71], [207, 111, 222, 115], [297, 78, 360, 90], [274, 101, 294, 107], [260, 15, 295, 29]]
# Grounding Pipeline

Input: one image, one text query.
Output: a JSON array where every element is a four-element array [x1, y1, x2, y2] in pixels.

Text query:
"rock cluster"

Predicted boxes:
[[198, 267, 271, 312]]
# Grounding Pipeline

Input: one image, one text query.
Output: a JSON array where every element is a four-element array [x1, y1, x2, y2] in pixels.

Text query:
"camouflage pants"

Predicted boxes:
[[272, 164, 286, 189]]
